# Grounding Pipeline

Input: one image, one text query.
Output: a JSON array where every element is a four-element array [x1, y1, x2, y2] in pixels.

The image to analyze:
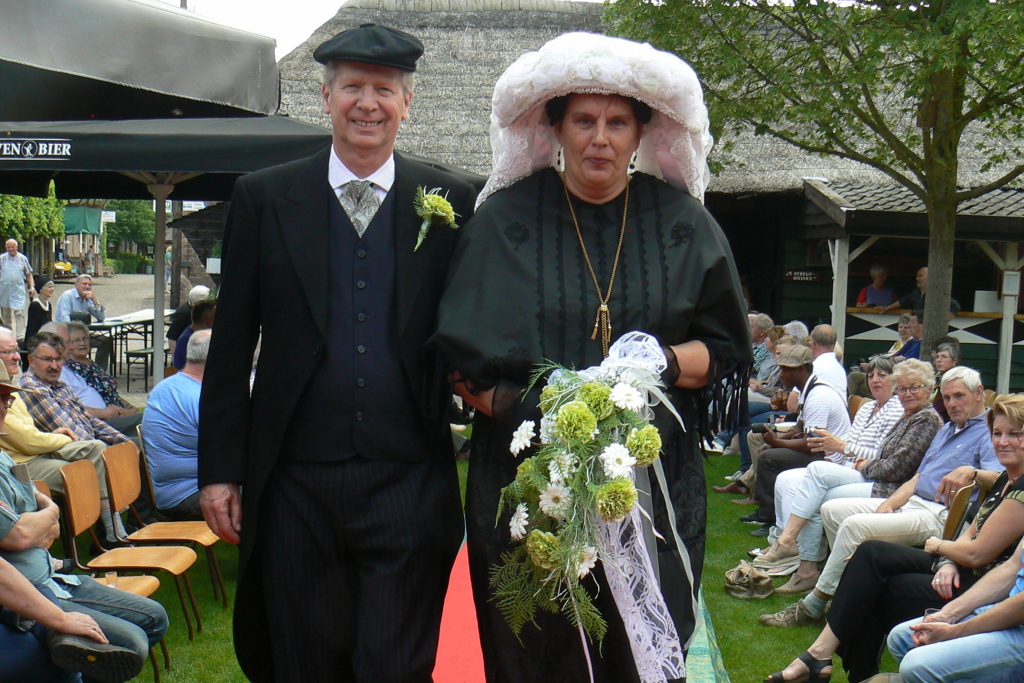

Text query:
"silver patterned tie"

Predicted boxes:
[[340, 180, 381, 238]]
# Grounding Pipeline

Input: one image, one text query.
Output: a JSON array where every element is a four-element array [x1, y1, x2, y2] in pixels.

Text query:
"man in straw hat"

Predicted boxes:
[[198, 23, 477, 681]]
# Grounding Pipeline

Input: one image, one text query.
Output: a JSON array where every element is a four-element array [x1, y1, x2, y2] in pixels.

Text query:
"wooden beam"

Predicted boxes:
[[803, 180, 851, 229], [848, 235, 880, 263]]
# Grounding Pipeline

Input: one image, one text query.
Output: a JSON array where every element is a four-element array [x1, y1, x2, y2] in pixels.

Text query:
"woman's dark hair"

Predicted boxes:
[[545, 94, 653, 126]]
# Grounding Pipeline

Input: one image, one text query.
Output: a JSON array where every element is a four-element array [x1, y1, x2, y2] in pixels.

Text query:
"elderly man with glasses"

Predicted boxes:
[[761, 365, 1000, 628]]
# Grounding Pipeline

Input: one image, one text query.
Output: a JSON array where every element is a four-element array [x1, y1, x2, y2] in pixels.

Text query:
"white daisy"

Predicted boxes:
[[539, 484, 573, 521], [509, 503, 529, 541], [510, 420, 536, 456], [577, 545, 598, 579], [610, 383, 645, 412], [599, 443, 636, 479]]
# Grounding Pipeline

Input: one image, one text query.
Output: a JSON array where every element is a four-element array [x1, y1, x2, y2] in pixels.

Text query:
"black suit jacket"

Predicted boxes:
[[197, 148, 476, 665]]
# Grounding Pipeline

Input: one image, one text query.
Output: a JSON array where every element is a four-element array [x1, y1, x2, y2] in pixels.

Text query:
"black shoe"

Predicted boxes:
[[750, 524, 772, 538], [48, 634, 144, 682], [741, 512, 771, 525]]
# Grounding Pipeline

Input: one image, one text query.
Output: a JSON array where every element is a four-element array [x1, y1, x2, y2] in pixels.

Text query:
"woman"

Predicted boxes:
[[887, 538, 1024, 682], [757, 358, 939, 591], [856, 263, 895, 308], [26, 280, 54, 341], [931, 341, 960, 422], [433, 33, 751, 681], [63, 321, 136, 414], [764, 393, 1024, 682]]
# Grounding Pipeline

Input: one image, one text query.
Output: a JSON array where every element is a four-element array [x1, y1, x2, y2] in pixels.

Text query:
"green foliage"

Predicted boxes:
[[0, 184, 65, 240], [563, 584, 607, 645], [111, 253, 153, 274], [106, 199, 156, 246], [605, 0, 1024, 351], [489, 549, 541, 639]]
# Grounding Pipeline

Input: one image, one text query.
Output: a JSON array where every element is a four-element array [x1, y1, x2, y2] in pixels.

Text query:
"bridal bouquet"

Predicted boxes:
[[490, 332, 686, 681]]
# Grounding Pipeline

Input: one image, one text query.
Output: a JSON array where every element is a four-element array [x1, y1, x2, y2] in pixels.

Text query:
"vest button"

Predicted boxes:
[[356, 313, 366, 322], [356, 280, 366, 289], [355, 411, 364, 421], [357, 249, 367, 258], [356, 344, 366, 354], [356, 378, 366, 387]]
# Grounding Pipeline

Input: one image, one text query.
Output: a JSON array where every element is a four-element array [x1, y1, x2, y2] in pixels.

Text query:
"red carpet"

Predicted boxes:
[[434, 544, 486, 682]]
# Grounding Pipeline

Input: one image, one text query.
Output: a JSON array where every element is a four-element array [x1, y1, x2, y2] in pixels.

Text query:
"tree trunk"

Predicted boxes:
[[923, 196, 956, 359]]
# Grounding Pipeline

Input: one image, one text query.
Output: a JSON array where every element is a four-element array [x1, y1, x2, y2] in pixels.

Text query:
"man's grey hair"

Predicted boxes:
[[75, 273, 93, 284], [322, 61, 415, 96], [749, 313, 774, 335], [39, 321, 67, 336], [0, 327, 14, 344], [783, 320, 809, 340], [186, 329, 212, 365], [810, 324, 837, 349], [941, 366, 982, 393]]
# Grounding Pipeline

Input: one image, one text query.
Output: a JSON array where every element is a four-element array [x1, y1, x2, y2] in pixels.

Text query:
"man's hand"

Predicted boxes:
[[763, 429, 781, 448], [875, 501, 895, 514], [53, 427, 78, 441], [937, 466, 975, 505], [200, 483, 242, 545], [911, 619, 960, 647], [45, 611, 109, 644]]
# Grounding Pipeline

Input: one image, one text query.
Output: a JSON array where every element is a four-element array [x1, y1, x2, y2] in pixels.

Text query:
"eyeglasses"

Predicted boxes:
[[31, 355, 64, 366], [895, 385, 927, 395], [0, 349, 19, 357]]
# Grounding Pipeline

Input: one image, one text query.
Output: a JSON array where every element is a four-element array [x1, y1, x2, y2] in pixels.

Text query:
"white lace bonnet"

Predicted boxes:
[[477, 32, 714, 209]]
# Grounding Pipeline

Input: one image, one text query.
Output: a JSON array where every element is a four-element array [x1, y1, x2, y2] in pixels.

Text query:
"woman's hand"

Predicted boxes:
[[807, 429, 844, 454], [924, 536, 944, 555], [931, 563, 960, 600]]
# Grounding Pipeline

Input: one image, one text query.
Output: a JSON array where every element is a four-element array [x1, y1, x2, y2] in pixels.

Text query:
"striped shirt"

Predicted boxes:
[[839, 394, 905, 464]]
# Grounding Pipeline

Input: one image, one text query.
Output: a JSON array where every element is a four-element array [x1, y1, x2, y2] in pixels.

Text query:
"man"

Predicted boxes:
[[171, 300, 215, 371], [18, 333, 126, 449], [760, 366, 998, 628], [167, 284, 210, 351], [40, 322, 140, 436], [198, 24, 477, 682], [807, 324, 847, 395], [0, 372, 168, 681], [0, 327, 116, 538], [742, 345, 851, 529], [880, 266, 961, 316], [898, 310, 924, 360], [143, 330, 209, 520], [0, 239, 34, 341], [54, 275, 104, 324]]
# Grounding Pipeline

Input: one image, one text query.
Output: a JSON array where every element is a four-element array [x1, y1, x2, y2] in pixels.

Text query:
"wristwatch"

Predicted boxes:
[[843, 443, 853, 457]]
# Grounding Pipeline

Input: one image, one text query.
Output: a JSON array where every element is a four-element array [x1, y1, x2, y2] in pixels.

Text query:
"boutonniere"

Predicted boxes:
[[413, 186, 459, 252]]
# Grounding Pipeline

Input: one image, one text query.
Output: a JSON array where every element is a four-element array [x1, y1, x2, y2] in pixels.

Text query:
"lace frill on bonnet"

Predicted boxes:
[[477, 32, 713, 209]]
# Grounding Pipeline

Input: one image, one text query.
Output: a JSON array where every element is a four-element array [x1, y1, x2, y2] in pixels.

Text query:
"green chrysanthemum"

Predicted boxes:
[[525, 530, 560, 570], [626, 425, 662, 467], [539, 385, 561, 415], [554, 400, 597, 443], [595, 480, 638, 522], [577, 382, 614, 420]]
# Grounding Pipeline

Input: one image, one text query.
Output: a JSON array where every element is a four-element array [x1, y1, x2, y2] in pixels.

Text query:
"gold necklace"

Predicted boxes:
[[561, 176, 630, 357]]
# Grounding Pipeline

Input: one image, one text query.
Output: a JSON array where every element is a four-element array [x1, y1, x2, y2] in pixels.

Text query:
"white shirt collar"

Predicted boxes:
[[328, 146, 395, 197]]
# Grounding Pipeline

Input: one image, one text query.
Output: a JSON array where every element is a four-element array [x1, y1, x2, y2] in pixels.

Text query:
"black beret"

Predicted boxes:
[[313, 23, 424, 72]]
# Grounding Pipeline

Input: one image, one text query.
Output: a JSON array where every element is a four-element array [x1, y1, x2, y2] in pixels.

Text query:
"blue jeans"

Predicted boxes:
[[0, 587, 82, 683], [739, 406, 786, 472], [888, 605, 1024, 682], [54, 575, 169, 659]]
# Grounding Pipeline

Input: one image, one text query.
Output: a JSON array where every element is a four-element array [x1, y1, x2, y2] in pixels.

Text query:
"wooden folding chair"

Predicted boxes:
[[942, 481, 978, 540], [105, 438, 228, 609], [59, 459, 203, 641], [848, 395, 866, 422]]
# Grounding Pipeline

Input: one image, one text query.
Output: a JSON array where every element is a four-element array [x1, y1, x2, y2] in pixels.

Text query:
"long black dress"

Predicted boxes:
[[433, 169, 751, 682]]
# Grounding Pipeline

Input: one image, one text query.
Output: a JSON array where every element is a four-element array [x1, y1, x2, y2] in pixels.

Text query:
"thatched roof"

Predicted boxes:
[[279, 0, 1021, 196]]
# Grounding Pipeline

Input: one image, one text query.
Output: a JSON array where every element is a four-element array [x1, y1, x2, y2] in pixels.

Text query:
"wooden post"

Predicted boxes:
[[997, 243, 1019, 394], [829, 237, 850, 348]]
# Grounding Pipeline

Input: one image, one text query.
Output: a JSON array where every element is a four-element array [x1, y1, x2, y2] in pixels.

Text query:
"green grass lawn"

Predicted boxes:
[[95, 454, 901, 681]]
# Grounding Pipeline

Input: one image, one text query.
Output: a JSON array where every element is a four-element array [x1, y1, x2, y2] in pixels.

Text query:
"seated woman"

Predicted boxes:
[[855, 263, 895, 308], [887, 536, 1024, 682], [62, 321, 139, 434], [755, 356, 907, 589], [763, 393, 1024, 682]]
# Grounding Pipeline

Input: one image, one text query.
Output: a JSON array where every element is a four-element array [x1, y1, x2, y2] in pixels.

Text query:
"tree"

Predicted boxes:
[[105, 199, 155, 248], [606, 0, 1024, 352], [0, 185, 65, 241]]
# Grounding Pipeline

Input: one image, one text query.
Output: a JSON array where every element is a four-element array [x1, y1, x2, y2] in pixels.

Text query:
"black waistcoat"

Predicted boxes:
[[282, 189, 432, 461]]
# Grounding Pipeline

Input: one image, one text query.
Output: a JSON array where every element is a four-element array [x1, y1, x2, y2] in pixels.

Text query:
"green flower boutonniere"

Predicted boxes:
[[413, 186, 459, 252]]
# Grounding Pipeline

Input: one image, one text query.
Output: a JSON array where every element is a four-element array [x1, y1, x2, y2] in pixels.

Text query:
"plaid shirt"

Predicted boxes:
[[18, 371, 126, 445]]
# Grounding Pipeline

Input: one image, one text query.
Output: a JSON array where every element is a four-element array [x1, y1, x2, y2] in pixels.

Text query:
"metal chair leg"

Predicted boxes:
[[149, 646, 161, 683], [181, 572, 203, 635], [159, 638, 170, 670], [205, 546, 228, 609], [173, 575, 195, 641]]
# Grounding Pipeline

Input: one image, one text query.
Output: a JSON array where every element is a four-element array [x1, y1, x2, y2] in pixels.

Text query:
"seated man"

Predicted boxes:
[[0, 376, 167, 681], [18, 333, 128, 450], [0, 328, 119, 542], [142, 330, 210, 520], [746, 344, 852, 531], [167, 285, 210, 354], [897, 310, 925, 360], [53, 274, 111, 370], [760, 366, 999, 628], [171, 300, 215, 371], [42, 322, 141, 436]]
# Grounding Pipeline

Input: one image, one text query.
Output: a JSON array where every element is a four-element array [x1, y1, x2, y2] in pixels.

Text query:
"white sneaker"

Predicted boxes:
[[724, 470, 743, 481], [703, 439, 724, 453]]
